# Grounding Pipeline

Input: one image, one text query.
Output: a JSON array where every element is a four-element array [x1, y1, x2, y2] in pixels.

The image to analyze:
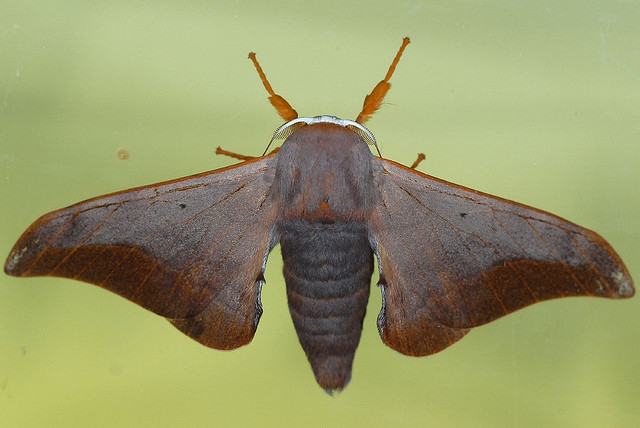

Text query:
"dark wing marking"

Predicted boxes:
[[369, 158, 634, 356], [5, 156, 280, 350]]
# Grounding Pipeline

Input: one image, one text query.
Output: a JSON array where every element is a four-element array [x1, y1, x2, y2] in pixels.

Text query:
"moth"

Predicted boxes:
[[5, 38, 634, 393]]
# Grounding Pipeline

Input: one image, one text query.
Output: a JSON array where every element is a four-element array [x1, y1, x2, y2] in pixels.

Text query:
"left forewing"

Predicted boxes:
[[369, 158, 633, 356]]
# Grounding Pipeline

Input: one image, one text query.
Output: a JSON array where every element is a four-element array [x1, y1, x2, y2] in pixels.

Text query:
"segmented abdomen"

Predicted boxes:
[[279, 220, 374, 392]]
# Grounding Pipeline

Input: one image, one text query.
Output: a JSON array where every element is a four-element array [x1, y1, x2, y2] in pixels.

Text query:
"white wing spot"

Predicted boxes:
[[611, 270, 633, 297]]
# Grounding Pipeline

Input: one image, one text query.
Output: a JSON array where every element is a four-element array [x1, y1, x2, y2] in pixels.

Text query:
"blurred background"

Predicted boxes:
[[1, 1, 638, 426]]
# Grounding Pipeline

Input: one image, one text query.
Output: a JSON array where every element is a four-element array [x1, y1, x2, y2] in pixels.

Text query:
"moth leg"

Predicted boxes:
[[409, 153, 425, 169], [216, 146, 280, 161], [215, 147, 256, 161]]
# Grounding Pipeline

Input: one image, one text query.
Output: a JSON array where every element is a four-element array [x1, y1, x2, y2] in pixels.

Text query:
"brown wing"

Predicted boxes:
[[5, 156, 280, 350], [369, 158, 634, 357]]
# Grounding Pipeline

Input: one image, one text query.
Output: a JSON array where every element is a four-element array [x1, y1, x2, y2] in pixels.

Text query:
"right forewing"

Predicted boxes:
[[5, 156, 280, 350]]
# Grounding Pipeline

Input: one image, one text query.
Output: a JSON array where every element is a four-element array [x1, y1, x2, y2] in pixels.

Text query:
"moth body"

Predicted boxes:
[[273, 123, 378, 391]]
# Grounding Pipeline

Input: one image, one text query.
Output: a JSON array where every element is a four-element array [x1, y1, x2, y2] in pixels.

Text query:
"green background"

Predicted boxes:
[[1, 1, 638, 427]]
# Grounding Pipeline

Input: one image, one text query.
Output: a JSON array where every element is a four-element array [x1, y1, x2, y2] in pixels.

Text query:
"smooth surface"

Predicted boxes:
[[1, 1, 638, 427]]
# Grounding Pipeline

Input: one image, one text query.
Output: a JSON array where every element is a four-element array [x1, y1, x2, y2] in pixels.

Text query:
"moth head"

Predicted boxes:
[[267, 115, 379, 156]]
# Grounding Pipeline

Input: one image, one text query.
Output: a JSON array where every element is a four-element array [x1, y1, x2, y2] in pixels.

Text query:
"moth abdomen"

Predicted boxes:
[[280, 220, 374, 391]]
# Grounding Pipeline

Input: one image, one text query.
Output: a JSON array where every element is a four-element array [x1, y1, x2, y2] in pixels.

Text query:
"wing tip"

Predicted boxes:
[[4, 246, 29, 277], [611, 269, 635, 298]]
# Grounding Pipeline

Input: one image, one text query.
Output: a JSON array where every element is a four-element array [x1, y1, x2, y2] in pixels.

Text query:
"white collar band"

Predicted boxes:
[[269, 116, 379, 154]]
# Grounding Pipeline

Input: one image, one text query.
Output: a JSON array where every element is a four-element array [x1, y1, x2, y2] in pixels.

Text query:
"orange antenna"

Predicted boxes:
[[355, 37, 410, 124], [249, 52, 299, 122]]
